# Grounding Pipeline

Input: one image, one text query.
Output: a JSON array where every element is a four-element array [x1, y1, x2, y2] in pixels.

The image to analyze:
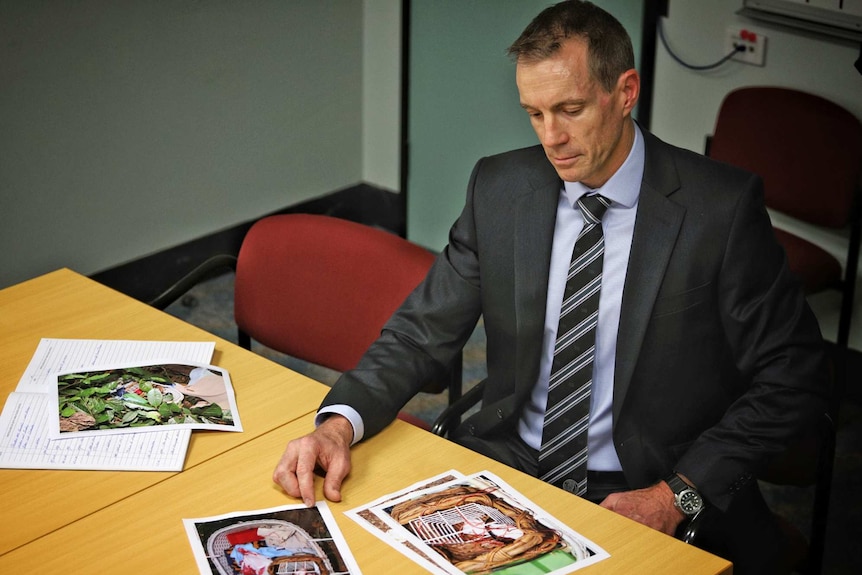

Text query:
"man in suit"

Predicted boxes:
[[273, 2, 829, 572]]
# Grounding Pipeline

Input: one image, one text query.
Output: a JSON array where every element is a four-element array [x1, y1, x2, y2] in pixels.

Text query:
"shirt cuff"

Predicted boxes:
[[316, 405, 364, 445]]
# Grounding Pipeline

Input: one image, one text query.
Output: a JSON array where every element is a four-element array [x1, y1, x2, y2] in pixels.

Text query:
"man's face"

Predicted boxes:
[[516, 38, 639, 188]]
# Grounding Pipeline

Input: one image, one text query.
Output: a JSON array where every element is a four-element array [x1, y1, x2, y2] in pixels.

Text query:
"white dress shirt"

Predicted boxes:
[[517, 126, 644, 471]]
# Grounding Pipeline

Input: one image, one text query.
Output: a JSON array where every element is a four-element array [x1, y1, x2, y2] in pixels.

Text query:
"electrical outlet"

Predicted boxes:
[[725, 26, 767, 66]]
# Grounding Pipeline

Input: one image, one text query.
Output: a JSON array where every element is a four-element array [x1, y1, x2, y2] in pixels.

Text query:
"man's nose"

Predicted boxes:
[[540, 116, 568, 147]]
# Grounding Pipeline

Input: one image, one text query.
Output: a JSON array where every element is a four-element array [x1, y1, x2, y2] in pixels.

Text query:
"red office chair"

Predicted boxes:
[[151, 214, 461, 429], [707, 86, 862, 349]]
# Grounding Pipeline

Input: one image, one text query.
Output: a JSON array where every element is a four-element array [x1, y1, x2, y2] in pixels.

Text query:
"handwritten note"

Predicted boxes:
[[0, 338, 215, 471]]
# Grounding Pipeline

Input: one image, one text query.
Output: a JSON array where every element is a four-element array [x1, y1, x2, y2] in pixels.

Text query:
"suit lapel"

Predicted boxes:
[[514, 154, 560, 397], [613, 131, 685, 421]]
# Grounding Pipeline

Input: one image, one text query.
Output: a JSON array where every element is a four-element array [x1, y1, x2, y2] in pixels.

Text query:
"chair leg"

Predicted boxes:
[[448, 352, 463, 406], [238, 329, 251, 350], [805, 415, 837, 575], [836, 282, 856, 349], [837, 200, 861, 349], [437, 354, 464, 434]]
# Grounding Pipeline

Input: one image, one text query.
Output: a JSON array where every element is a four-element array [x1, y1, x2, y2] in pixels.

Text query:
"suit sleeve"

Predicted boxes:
[[319, 160, 488, 438], [675, 173, 830, 511]]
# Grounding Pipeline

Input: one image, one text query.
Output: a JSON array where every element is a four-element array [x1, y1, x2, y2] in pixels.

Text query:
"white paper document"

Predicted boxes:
[[0, 338, 215, 471], [346, 470, 609, 575]]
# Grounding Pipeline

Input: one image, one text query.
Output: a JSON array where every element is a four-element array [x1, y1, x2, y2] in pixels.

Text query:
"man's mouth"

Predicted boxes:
[[549, 153, 579, 167]]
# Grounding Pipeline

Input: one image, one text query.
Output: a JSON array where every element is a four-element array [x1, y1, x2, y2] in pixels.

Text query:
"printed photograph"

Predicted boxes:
[[184, 503, 360, 575], [351, 471, 608, 575], [51, 362, 241, 437], [351, 471, 466, 571]]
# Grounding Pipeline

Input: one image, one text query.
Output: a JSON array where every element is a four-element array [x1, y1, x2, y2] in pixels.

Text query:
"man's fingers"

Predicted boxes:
[[598, 492, 619, 511], [321, 453, 351, 502], [295, 439, 322, 506], [273, 417, 354, 507], [596, 485, 682, 535], [272, 444, 301, 498], [272, 436, 320, 506]]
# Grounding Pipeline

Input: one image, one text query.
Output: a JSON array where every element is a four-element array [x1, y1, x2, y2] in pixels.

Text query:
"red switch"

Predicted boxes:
[[741, 29, 758, 42]]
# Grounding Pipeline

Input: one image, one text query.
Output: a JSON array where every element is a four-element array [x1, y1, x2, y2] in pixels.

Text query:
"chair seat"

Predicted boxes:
[[773, 228, 842, 295]]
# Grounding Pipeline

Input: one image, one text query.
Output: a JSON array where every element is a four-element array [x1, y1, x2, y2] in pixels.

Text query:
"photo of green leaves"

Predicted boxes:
[[55, 363, 240, 435]]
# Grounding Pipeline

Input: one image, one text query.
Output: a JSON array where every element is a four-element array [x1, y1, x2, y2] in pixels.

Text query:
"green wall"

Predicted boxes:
[[406, 0, 644, 250]]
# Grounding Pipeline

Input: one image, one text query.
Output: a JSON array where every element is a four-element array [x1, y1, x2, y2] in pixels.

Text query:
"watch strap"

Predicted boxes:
[[664, 472, 690, 494]]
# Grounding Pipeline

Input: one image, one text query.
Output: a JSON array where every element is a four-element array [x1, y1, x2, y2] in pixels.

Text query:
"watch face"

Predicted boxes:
[[679, 490, 703, 514]]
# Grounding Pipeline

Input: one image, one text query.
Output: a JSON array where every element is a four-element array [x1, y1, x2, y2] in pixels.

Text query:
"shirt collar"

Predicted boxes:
[[562, 123, 644, 210]]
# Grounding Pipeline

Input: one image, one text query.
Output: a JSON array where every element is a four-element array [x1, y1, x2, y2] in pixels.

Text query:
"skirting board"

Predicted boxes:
[[91, 183, 404, 303]]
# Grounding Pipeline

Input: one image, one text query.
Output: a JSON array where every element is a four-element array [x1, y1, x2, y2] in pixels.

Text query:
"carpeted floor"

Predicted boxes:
[[163, 272, 861, 575]]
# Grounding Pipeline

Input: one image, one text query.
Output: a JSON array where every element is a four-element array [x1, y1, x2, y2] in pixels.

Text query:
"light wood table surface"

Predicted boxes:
[[0, 269, 328, 555], [0, 413, 732, 574]]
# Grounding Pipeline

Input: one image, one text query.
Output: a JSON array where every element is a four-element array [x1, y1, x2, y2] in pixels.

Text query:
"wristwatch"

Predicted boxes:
[[664, 473, 704, 516]]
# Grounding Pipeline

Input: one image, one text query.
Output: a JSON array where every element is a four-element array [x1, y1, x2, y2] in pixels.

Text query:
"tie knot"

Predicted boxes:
[[577, 194, 610, 226]]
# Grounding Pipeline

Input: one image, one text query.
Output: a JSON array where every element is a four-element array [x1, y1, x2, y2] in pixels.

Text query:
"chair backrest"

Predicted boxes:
[[234, 214, 437, 372], [709, 86, 862, 228]]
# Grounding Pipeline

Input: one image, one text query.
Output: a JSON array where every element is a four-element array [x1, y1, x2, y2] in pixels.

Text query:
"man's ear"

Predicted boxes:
[[618, 69, 640, 116]]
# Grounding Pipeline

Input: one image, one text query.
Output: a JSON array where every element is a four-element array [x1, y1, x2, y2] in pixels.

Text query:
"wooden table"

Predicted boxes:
[[0, 269, 732, 574], [0, 413, 732, 573], [0, 269, 328, 555]]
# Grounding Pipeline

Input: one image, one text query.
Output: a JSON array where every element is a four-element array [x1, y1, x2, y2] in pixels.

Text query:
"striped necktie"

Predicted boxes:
[[538, 194, 610, 495]]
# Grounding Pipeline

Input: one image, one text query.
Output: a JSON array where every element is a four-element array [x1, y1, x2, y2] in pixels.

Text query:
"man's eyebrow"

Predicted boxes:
[[520, 99, 587, 110], [553, 98, 587, 109]]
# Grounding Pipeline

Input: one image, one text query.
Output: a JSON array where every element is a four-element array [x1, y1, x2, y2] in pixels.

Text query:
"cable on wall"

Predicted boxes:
[[658, 18, 744, 71]]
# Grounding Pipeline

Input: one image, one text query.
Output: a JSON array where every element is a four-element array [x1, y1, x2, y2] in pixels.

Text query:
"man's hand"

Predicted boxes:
[[272, 415, 353, 507], [599, 481, 685, 536]]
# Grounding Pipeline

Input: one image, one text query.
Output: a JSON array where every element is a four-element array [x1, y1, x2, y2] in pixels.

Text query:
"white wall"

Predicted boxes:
[[653, 3, 862, 152], [0, 0, 364, 289], [651, 0, 862, 348]]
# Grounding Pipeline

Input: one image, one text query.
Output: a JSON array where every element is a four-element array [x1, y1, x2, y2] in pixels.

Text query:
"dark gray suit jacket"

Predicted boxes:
[[322, 127, 829, 513]]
